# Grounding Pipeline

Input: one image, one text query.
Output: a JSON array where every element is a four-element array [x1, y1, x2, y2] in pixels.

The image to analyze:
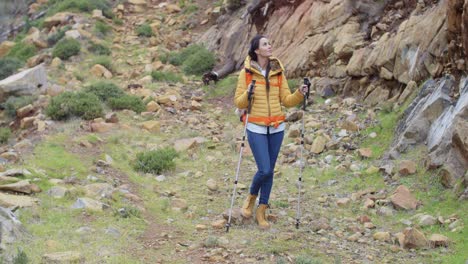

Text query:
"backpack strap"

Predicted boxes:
[[245, 68, 253, 86]]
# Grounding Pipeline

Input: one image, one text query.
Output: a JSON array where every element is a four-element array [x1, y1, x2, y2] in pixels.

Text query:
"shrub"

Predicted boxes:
[[295, 256, 322, 264], [88, 42, 111, 55], [12, 248, 28, 264], [94, 21, 112, 36], [183, 4, 198, 14], [112, 17, 123, 26], [0, 57, 23, 80], [102, 9, 114, 19], [83, 81, 124, 102], [0, 128, 11, 144], [167, 51, 183, 66], [182, 45, 215, 75], [166, 44, 203, 66], [2, 96, 35, 118], [90, 56, 112, 71], [47, 25, 71, 46], [46, 91, 103, 120], [136, 23, 153, 37], [150, 71, 183, 83], [47, 0, 110, 15], [72, 92, 104, 120], [108, 95, 145, 113], [134, 147, 178, 174], [52, 38, 81, 60], [163, 45, 215, 75], [6, 43, 37, 62]]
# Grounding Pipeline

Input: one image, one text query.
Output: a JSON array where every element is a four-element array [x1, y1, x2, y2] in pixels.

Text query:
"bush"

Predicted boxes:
[[182, 45, 215, 75], [0, 128, 11, 144], [88, 42, 111, 55], [108, 95, 145, 113], [134, 147, 178, 174], [167, 45, 204, 66], [0, 57, 23, 80], [47, 0, 111, 15], [83, 81, 125, 102], [136, 23, 153, 37], [163, 45, 215, 75], [90, 56, 112, 71], [94, 21, 112, 36], [6, 43, 37, 62], [150, 71, 183, 83], [102, 9, 114, 19], [46, 91, 103, 120], [112, 17, 123, 26], [183, 4, 199, 14], [12, 248, 28, 264], [52, 38, 81, 60], [47, 25, 71, 46], [2, 96, 35, 118]]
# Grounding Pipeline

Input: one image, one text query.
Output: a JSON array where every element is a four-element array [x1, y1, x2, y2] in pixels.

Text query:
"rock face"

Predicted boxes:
[[0, 206, 25, 251], [0, 63, 48, 102], [391, 76, 468, 191], [199, 0, 457, 97]]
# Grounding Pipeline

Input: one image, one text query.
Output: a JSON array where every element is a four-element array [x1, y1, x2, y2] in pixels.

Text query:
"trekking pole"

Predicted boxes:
[[226, 79, 256, 233], [296, 77, 311, 229]]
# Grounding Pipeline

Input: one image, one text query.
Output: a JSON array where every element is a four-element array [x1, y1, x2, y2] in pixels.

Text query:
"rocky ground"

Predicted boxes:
[[0, 1, 466, 264]]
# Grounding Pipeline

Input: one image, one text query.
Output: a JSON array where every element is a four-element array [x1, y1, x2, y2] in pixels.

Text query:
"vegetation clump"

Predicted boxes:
[[52, 38, 81, 60], [0, 128, 11, 144], [45, 91, 103, 120], [0, 57, 23, 80], [136, 23, 153, 37], [134, 147, 178, 174], [6, 43, 37, 62], [108, 95, 145, 113]]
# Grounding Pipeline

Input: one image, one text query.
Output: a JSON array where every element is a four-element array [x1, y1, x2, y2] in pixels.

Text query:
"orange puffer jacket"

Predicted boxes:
[[234, 56, 304, 128]]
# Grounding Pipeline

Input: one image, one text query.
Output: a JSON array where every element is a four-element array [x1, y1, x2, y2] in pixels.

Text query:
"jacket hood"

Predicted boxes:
[[244, 56, 284, 76]]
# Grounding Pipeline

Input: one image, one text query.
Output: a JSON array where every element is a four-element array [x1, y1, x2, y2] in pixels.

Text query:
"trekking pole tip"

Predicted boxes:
[[225, 223, 230, 232]]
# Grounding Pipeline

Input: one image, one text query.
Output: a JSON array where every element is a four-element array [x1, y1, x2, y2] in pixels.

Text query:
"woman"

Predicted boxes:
[[234, 35, 309, 229]]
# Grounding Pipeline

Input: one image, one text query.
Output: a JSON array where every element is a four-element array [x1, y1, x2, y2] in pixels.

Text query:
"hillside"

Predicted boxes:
[[0, 0, 466, 263]]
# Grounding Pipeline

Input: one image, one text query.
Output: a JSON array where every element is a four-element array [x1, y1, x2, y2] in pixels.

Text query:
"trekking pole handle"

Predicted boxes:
[[303, 77, 311, 110], [247, 80, 256, 114]]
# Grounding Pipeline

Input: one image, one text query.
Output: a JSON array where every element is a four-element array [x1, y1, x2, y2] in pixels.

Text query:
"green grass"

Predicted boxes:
[[27, 134, 89, 179], [47, 0, 111, 16], [392, 164, 468, 263], [150, 71, 183, 83], [6, 43, 37, 62], [202, 75, 237, 99], [360, 109, 400, 158], [15, 194, 146, 263]]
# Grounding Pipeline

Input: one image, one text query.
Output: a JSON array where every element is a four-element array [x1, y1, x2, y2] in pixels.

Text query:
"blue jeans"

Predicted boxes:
[[247, 129, 284, 205]]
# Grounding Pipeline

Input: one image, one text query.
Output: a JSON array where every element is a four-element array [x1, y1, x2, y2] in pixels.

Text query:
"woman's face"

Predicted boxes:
[[255, 38, 272, 58]]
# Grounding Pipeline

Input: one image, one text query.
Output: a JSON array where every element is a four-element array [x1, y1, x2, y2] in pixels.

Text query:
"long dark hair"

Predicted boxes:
[[248, 35, 266, 62]]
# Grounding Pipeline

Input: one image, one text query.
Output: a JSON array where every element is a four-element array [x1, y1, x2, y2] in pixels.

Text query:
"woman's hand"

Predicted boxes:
[[298, 84, 309, 95]]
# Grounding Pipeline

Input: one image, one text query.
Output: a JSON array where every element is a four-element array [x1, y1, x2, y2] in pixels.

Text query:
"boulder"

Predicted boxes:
[[42, 251, 85, 263], [0, 193, 38, 207], [402, 227, 428, 249], [44, 12, 75, 28], [0, 206, 25, 251], [390, 185, 419, 210], [0, 41, 16, 57], [0, 64, 48, 102]]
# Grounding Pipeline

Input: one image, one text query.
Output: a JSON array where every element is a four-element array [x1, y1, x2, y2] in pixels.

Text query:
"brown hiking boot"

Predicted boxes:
[[256, 204, 270, 230], [241, 194, 257, 218]]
